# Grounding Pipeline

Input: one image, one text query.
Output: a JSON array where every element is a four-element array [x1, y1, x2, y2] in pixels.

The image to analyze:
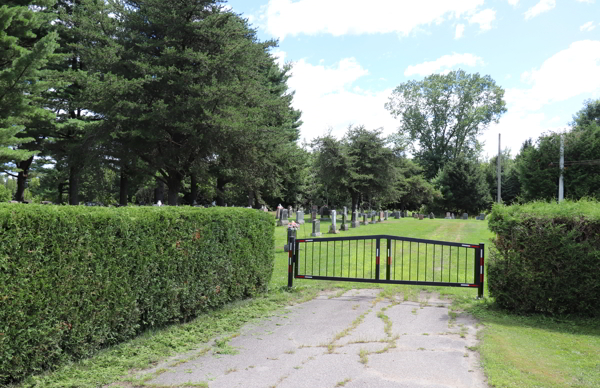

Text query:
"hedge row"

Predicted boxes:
[[487, 200, 600, 316], [0, 205, 274, 384]]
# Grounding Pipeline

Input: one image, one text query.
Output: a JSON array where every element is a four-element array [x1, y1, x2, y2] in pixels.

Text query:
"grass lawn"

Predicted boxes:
[[11, 213, 599, 388]]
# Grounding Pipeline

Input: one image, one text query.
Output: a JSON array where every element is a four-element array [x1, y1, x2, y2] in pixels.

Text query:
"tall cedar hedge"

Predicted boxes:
[[0, 205, 274, 384], [487, 200, 600, 316]]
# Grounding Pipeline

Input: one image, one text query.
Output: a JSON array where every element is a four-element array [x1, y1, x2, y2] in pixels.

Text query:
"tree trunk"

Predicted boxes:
[[154, 179, 164, 204], [68, 166, 79, 205], [57, 182, 64, 204], [15, 156, 34, 202], [350, 191, 359, 213], [166, 173, 183, 206], [216, 176, 226, 206], [190, 173, 197, 205], [247, 190, 254, 208], [119, 166, 129, 206]]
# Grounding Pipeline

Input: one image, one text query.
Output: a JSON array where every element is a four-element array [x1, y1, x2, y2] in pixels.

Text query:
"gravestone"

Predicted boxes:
[[476, 213, 486, 220], [343, 206, 348, 217], [277, 209, 289, 226], [445, 212, 451, 219], [462, 213, 468, 220], [384, 211, 389, 221], [429, 212, 435, 219], [371, 213, 377, 224], [379, 211, 384, 222], [351, 211, 360, 228], [451, 213, 455, 219], [329, 210, 339, 234], [341, 213, 349, 231], [275, 205, 282, 220], [311, 210, 317, 222], [419, 214, 424, 220], [395, 211, 400, 219], [288, 205, 293, 215], [362, 214, 368, 226], [296, 210, 305, 224], [311, 219, 321, 237]]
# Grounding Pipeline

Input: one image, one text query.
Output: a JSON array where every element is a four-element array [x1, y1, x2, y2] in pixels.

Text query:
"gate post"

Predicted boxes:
[[287, 234, 296, 288], [478, 243, 485, 298]]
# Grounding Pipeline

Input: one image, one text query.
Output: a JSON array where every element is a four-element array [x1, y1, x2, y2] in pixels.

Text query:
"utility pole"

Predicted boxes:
[[558, 134, 564, 202], [497, 133, 501, 203]]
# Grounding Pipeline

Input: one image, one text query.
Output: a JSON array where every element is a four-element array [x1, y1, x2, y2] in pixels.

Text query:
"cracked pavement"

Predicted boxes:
[[134, 289, 487, 388]]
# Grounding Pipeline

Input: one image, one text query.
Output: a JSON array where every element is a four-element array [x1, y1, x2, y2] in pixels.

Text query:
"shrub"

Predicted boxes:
[[0, 205, 274, 384], [487, 199, 600, 316]]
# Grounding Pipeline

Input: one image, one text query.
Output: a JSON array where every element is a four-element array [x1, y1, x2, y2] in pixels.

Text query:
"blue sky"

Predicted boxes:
[[227, 0, 600, 159]]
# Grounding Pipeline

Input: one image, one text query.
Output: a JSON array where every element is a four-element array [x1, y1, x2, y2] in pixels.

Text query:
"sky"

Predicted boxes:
[[226, 0, 600, 160]]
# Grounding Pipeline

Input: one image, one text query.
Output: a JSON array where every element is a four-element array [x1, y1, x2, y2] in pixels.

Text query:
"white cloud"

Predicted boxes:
[[481, 40, 600, 156], [507, 0, 520, 5], [524, 0, 556, 20], [575, 0, 595, 3], [285, 58, 398, 143], [580, 21, 596, 32], [455, 24, 465, 39], [404, 53, 484, 77], [469, 9, 496, 31], [260, 0, 484, 40], [511, 40, 600, 112], [271, 50, 287, 68]]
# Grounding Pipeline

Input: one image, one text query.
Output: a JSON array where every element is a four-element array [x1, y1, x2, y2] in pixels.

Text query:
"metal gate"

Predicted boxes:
[[287, 235, 484, 298]]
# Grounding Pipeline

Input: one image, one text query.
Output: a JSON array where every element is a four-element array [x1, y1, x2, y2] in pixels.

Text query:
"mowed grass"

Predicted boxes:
[[11, 213, 599, 388]]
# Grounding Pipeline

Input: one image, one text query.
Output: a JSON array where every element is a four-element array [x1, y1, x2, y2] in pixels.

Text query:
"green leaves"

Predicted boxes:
[[385, 69, 506, 180]]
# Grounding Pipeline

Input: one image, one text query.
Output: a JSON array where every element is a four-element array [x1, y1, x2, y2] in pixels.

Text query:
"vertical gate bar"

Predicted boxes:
[[401, 241, 404, 280], [386, 238, 391, 281], [425, 244, 427, 281], [473, 246, 478, 288], [457, 246, 460, 283], [355, 240, 358, 278], [288, 235, 295, 287], [310, 240, 313, 276], [294, 239, 299, 278], [449, 246, 452, 282], [313, 241, 317, 276], [333, 241, 336, 277], [363, 239, 366, 278], [340, 240, 343, 277], [375, 238, 381, 280], [393, 240, 397, 280], [417, 243, 420, 281], [371, 239, 374, 278], [321, 241, 324, 277], [441, 245, 444, 281], [433, 243, 436, 282], [464, 247, 467, 283], [409, 242, 411, 281]]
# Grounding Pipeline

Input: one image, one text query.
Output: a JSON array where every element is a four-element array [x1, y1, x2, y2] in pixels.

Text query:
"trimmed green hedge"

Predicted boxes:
[[487, 200, 600, 316], [0, 205, 274, 384]]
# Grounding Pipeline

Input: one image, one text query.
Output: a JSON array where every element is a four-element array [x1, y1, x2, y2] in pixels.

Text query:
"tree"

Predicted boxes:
[[482, 149, 521, 205], [385, 69, 506, 179], [312, 125, 398, 212], [389, 159, 439, 211], [0, 1, 58, 186], [571, 98, 600, 128], [431, 155, 491, 214]]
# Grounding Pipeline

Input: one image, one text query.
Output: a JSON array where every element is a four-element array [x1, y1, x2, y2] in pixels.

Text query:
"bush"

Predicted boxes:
[[0, 205, 274, 384], [487, 199, 600, 316]]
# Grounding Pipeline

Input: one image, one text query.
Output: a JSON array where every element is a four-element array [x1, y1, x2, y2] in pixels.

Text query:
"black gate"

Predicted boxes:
[[287, 235, 484, 298]]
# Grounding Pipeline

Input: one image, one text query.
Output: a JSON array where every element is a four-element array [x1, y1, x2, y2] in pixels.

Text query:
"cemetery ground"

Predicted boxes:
[[10, 216, 599, 388]]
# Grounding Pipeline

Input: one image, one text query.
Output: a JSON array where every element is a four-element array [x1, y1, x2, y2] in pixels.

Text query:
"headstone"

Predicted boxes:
[[362, 214, 368, 226], [451, 213, 455, 219], [462, 213, 468, 220], [341, 213, 349, 231], [343, 206, 348, 217], [384, 211, 389, 221], [429, 212, 435, 219], [479, 213, 486, 220], [419, 214, 424, 220], [311, 210, 317, 221], [329, 210, 339, 233], [401, 211, 406, 218], [288, 205, 293, 215], [395, 211, 400, 220], [351, 211, 360, 228], [371, 213, 377, 224], [277, 209, 289, 226], [379, 211, 384, 222], [296, 210, 305, 224], [276, 204, 283, 219], [445, 212, 451, 219], [311, 219, 321, 237]]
